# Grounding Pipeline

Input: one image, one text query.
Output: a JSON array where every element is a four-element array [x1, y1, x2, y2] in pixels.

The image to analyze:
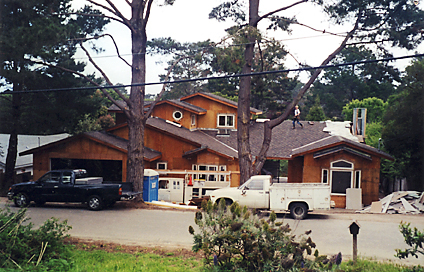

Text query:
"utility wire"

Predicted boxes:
[[1, 53, 423, 95]]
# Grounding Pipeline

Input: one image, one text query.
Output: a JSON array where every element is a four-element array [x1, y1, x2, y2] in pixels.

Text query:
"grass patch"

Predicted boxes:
[[66, 238, 421, 272], [338, 259, 413, 272], [70, 250, 202, 272]]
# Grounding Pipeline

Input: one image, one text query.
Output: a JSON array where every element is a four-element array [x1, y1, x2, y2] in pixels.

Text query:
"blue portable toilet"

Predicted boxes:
[[143, 169, 159, 202]]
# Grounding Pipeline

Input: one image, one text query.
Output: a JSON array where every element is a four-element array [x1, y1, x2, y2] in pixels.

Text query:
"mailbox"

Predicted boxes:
[[349, 221, 360, 235]]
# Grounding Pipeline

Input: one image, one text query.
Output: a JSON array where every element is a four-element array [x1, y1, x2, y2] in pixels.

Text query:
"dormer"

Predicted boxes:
[[180, 92, 262, 130], [146, 100, 207, 129]]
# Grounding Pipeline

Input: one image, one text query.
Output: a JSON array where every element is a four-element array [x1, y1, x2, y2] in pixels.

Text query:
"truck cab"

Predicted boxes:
[[209, 175, 272, 209]]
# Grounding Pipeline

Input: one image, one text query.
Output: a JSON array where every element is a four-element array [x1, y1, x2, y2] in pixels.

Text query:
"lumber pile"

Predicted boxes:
[[358, 191, 424, 214]]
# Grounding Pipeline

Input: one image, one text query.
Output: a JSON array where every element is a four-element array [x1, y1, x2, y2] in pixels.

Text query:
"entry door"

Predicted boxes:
[[331, 171, 352, 194]]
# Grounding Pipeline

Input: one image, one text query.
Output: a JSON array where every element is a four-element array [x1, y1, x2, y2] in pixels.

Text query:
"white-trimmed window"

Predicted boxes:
[[322, 169, 329, 184], [329, 160, 355, 195], [217, 114, 235, 128], [191, 114, 196, 126], [192, 164, 228, 182], [219, 165, 227, 181], [354, 170, 361, 189], [157, 162, 167, 170], [173, 110, 183, 121]]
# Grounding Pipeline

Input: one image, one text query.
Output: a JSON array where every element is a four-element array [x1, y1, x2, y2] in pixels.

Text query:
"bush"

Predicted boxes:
[[189, 200, 324, 271], [395, 222, 424, 272], [0, 207, 72, 271]]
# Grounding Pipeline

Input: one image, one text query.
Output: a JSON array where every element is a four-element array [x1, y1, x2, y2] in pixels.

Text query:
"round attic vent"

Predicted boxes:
[[173, 110, 183, 121]]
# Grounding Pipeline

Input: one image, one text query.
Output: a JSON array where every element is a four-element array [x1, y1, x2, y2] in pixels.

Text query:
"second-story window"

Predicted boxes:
[[173, 110, 183, 121], [217, 114, 235, 128], [191, 114, 196, 126]]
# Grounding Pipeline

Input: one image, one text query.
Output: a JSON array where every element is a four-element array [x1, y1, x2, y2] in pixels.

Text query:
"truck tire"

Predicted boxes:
[[87, 195, 103, 211], [14, 193, 30, 208], [290, 203, 308, 220]]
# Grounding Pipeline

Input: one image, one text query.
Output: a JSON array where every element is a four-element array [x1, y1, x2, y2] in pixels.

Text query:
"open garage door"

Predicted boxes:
[[51, 158, 122, 182]]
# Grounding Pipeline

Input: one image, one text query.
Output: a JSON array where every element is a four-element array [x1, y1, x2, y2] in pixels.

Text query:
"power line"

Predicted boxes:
[[1, 53, 423, 95], [73, 32, 349, 61]]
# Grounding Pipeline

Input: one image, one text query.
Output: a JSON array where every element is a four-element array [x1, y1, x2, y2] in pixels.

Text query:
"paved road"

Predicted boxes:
[[1, 198, 423, 266]]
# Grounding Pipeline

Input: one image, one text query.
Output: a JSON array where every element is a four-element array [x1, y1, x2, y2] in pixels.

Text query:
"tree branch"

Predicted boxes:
[[30, 59, 127, 114], [257, 0, 308, 23], [143, 0, 155, 27], [72, 34, 132, 68], [145, 55, 185, 118], [79, 43, 131, 105], [253, 16, 361, 174], [64, 12, 125, 25], [87, 0, 133, 30]]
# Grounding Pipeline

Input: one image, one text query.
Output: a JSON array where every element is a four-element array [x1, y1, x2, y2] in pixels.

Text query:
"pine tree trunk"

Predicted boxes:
[[237, 0, 259, 184], [3, 85, 21, 192], [126, 1, 148, 199]]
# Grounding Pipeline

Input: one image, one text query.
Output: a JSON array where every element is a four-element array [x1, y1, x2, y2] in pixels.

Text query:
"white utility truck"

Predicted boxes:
[[208, 175, 331, 219]]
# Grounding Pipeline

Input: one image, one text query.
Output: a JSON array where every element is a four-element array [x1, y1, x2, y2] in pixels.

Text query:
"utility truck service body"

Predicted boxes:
[[208, 175, 331, 219]]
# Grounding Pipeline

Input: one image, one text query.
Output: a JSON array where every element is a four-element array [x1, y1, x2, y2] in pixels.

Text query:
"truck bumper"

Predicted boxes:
[[7, 191, 14, 200], [121, 191, 142, 200]]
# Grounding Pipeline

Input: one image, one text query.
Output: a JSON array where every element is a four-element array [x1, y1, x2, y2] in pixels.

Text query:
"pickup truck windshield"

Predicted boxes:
[[238, 179, 264, 190], [39, 172, 61, 184]]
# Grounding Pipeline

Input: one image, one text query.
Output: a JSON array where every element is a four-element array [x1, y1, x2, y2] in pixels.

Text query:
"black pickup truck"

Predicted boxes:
[[7, 169, 134, 210]]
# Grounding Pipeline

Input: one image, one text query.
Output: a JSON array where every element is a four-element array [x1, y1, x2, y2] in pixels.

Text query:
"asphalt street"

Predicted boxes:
[[1, 198, 423, 266]]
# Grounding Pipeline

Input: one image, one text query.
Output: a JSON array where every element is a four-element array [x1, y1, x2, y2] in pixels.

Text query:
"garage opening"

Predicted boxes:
[[51, 159, 122, 182]]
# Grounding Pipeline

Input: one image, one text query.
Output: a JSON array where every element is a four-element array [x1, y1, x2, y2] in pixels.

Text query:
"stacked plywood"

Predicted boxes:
[[358, 191, 424, 214]]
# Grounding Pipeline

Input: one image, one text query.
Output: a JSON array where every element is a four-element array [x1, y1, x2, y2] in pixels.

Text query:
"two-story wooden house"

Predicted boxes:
[[21, 92, 393, 208]]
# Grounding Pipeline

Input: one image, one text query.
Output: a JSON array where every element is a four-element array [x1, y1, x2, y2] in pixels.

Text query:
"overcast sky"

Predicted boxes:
[[74, 0, 424, 95]]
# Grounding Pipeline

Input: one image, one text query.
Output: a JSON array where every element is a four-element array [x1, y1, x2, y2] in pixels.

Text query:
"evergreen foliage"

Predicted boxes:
[[306, 96, 327, 121], [311, 47, 399, 119], [382, 58, 424, 191], [0, 207, 72, 271]]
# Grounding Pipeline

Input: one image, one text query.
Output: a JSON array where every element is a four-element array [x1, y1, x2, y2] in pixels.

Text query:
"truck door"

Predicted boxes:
[[56, 171, 81, 202], [238, 178, 269, 209], [35, 171, 62, 202]]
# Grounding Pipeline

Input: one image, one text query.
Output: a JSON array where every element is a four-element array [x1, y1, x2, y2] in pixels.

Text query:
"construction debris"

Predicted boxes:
[[358, 191, 424, 214]]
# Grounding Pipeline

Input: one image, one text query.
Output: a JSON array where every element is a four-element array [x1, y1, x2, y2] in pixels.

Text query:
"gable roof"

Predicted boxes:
[[145, 99, 207, 115], [206, 120, 393, 160], [291, 135, 394, 160], [19, 131, 162, 162], [181, 92, 263, 115], [146, 117, 238, 160], [1, 134, 69, 169]]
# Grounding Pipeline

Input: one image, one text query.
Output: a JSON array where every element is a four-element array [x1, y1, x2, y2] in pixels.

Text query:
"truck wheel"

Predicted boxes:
[[225, 199, 233, 206], [14, 193, 30, 208], [290, 203, 308, 220], [87, 195, 103, 211]]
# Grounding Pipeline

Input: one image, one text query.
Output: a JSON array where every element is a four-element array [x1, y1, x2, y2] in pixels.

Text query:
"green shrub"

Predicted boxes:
[[395, 222, 424, 272], [189, 199, 321, 271], [0, 207, 72, 271], [396, 222, 424, 259]]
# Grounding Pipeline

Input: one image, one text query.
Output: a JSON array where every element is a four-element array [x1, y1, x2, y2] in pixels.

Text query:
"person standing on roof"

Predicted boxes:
[[293, 105, 303, 129]]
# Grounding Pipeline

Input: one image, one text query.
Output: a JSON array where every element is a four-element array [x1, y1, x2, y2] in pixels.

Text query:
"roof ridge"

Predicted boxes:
[[198, 130, 239, 154], [291, 135, 335, 153]]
